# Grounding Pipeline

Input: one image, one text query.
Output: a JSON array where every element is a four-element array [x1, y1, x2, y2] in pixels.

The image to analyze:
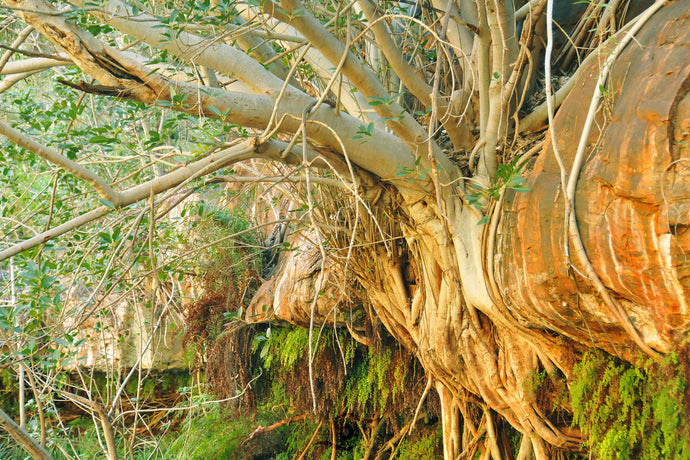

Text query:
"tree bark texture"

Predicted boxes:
[[497, 6, 690, 358]]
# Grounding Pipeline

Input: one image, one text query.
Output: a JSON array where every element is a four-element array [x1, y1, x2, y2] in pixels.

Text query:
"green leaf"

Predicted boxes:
[[260, 343, 270, 359], [208, 105, 223, 117], [88, 135, 116, 144], [505, 175, 526, 188], [512, 185, 531, 193], [99, 199, 115, 208]]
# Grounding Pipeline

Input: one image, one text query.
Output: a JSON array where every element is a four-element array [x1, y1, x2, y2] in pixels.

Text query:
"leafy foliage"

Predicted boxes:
[[466, 155, 531, 224], [209, 325, 443, 458], [395, 426, 442, 460]]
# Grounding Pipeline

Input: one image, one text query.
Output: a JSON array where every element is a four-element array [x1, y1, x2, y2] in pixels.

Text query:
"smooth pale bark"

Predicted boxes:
[[276, 0, 457, 177], [13, 0, 418, 180], [0, 57, 69, 75], [226, 15, 295, 83], [0, 70, 40, 92], [79, 0, 287, 95], [356, 0, 433, 107], [0, 25, 34, 72], [241, 12, 380, 124], [91, 0, 377, 124]]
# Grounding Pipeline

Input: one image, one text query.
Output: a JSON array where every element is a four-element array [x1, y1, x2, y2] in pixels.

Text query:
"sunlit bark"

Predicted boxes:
[[0, 0, 686, 456]]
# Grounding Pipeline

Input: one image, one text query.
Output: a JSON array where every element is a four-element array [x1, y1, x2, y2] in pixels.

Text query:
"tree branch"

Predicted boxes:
[[0, 57, 69, 75], [0, 136, 365, 262], [0, 119, 122, 204], [241, 414, 308, 446], [0, 407, 54, 460], [357, 0, 432, 107], [77, 0, 288, 96], [58, 391, 119, 460], [0, 70, 40, 92], [249, 12, 380, 124], [0, 25, 33, 73], [275, 0, 456, 177], [0, 140, 260, 261], [13, 0, 417, 180], [356, 0, 480, 151], [479, 0, 517, 179]]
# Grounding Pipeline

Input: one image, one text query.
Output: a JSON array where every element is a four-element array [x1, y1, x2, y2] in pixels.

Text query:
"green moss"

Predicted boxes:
[[247, 325, 436, 458], [571, 350, 689, 459], [343, 346, 396, 418], [396, 425, 442, 459]]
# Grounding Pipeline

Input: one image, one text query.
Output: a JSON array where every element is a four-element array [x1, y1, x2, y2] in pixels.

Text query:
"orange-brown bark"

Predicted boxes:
[[497, 4, 690, 359]]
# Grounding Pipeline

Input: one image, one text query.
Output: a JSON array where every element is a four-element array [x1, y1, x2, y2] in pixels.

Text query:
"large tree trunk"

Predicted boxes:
[[497, 10, 690, 357], [249, 3, 690, 456]]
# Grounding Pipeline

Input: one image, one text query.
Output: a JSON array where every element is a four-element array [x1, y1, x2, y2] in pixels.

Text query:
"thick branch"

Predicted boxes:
[[238, 10, 380, 124], [0, 408, 54, 460], [0, 57, 69, 75], [275, 0, 456, 177], [356, 0, 479, 151], [515, 0, 543, 21], [226, 15, 295, 83], [480, 0, 517, 179], [0, 25, 33, 72], [0, 120, 122, 203], [518, 70, 576, 132], [12, 0, 417, 180], [357, 0, 432, 107], [77, 0, 288, 96], [0, 70, 39, 92]]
